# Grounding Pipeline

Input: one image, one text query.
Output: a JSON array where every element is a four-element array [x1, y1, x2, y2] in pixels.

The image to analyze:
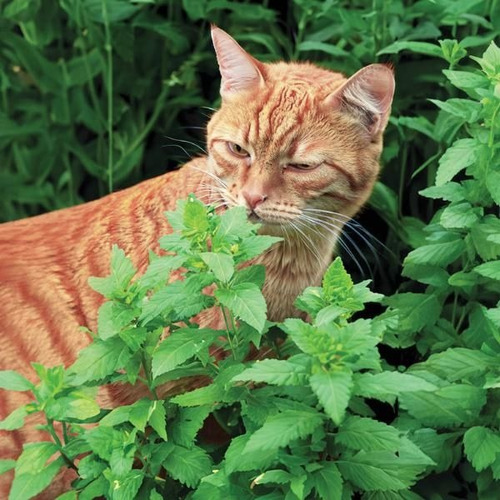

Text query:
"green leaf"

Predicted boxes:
[[216, 206, 254, 240], [435, 138, 477, 186], [463, 426, 500, 472], [0, 458, 16, 475], [485, 170, 500, 205], [162, 444, 212, 488], [46, 391, 100, 421], [10, 442, 64, 499], [244, 408, 324, 453], [404, 239, 465, 267], [0, 370, 33, 391], [183, 194, 209, 234], [216, 283, 267, 333], [88, 245, 136, 298], [149, 401, 167, 441], [10, 457, 64, 500], [152, 328, 218, 378], [236, 235, 282, 262], [0, 405, 29, 431], [443, 70, 488, 91], [338, 446, 433, 492], [440, 202, 481, 229], [170, 406, 211, 447], [68, 337, 131, 384], [385, 293, 441, 332], [140, 273, 215, 325], [377, 40, 443, 58], [312, 462, 343, 500], [310, 369, 353, 425], [297, 40, 348, 57], [200, 252, 234, 282], [430, 98, 481, 122], [399, 384, 486, 426], [474, 261, 500, 280], [139, 255, 186, 290], [233, 359, 309, 386], [231, 265, 266, 288], [336, 416, 402, 452], [97, 301, 136, 340], [172, 383, 223, 407], [353, 372, 437, 402], [224, 434, 278, 474], [322, 257, 353, 302]]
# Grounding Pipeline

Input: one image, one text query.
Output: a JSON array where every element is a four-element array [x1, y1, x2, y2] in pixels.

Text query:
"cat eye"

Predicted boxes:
[[287, 163, 318, 171], [227, 142, 250, 158]]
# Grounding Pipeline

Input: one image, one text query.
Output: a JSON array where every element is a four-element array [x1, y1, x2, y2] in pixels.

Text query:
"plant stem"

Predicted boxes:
[[102, 0, 114, 193], [46, 418, 77, 471]]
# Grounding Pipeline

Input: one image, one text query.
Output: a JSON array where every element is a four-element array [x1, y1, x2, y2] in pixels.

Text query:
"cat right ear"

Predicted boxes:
[[324, 64, 395, 136], [211, 26, 264, 98]]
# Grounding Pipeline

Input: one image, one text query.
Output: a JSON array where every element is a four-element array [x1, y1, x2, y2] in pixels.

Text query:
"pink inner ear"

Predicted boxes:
[[211, 26, 264, 95], [325, 64, 395, 135]]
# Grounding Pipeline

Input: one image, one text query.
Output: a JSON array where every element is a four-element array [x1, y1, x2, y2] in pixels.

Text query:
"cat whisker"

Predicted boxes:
[[297, 214, 368, 277], [287, 219, 326, 269], [161, 143, 193, 160], [164, 135, 207, 155]]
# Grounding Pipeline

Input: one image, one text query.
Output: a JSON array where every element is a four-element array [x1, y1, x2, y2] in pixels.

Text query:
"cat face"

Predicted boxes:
[[206, 27, 394, 233]]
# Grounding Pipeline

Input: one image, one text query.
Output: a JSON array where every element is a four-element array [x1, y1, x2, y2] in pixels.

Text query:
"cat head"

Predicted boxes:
[[206, 26, 394, 234]]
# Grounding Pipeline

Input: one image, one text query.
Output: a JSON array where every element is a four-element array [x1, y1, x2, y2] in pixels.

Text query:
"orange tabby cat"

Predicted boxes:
[[0, 27, 394, 496]]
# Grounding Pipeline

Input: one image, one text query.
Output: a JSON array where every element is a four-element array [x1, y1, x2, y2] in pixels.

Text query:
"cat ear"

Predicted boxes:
[[324, 64, 395, 136], [211, 25, 264, 98]]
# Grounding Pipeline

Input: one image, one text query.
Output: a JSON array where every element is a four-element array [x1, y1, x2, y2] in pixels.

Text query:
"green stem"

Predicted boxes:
[[102, 0, 114, 193], [221, 306, 236, 357], [46, 418, 77, 471]]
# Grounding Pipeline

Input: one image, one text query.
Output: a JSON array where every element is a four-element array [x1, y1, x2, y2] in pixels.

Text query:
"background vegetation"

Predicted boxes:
[[1, 0, 500, 499]]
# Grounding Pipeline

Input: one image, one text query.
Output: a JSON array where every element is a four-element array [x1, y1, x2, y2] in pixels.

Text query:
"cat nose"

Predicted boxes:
[[242, 190, 267, 210]]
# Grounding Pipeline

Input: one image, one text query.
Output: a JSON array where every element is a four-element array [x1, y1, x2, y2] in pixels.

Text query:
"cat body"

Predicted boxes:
[[0, 27, 394, 496]]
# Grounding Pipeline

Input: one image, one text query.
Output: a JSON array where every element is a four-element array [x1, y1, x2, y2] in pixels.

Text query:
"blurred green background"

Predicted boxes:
[[1, 0, 499, 289]]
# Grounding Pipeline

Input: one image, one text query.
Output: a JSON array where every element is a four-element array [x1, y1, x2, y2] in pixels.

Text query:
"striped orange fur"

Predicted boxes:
[[0, 27, 394, 496]]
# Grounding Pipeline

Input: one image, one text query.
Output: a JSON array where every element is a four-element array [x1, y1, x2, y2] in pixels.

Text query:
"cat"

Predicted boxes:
[[0, 26, 394, 496]]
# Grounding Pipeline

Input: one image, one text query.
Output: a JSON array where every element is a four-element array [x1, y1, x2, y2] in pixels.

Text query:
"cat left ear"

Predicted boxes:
[[324, 64, 395, 136], [211, 25, 264, 98]]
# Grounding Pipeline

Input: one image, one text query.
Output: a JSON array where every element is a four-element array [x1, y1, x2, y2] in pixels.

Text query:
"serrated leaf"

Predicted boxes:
[[322, 257, 353, 302], [170, 406, 211, 447], [88, 245, 136, 298], [171, 383, 223, 407], [443, 69, 488, 90], [336, 416, 402, 452], [217, 206, 254, 240], [435, 138, 477, 186], [244, 408, 323, 454], [200, 252, 234, 282], [224, 434, 278, 474], [430, 98, 481, 122], [353, 372, 437, 403], [385, 293, 441, 332], [337, 447, 432, 492], [138, 254, 186, 290], [236, 235, 282, 262], [149, 401, 167, 441], [399, 384, 486, 426], [0, 405, 28, 431], [312, 462, 343, 500], [68, 337, 131, 384], [10, 457, 64, 500], [140, 273, 215, 325], [404, 239, 465, 267], [233, 359, 309, 386], [231, 265, 266, 288], [377, 40, 443, 58], [97, 301, 136, 340], [463, 426, 500, 472], [183, 194, 209, 234], [474, 261, 500, 280], [162, 444, 212, 488], [310, 369, 352, 425], [152, 328, 218, 378], [440, 202, 481, 229], [216, 282, 267, 332], [0, 370, 33, 391]]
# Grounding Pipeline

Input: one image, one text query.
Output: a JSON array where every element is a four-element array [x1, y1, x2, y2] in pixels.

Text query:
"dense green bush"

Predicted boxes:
[[1, 0, 500, 499]]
